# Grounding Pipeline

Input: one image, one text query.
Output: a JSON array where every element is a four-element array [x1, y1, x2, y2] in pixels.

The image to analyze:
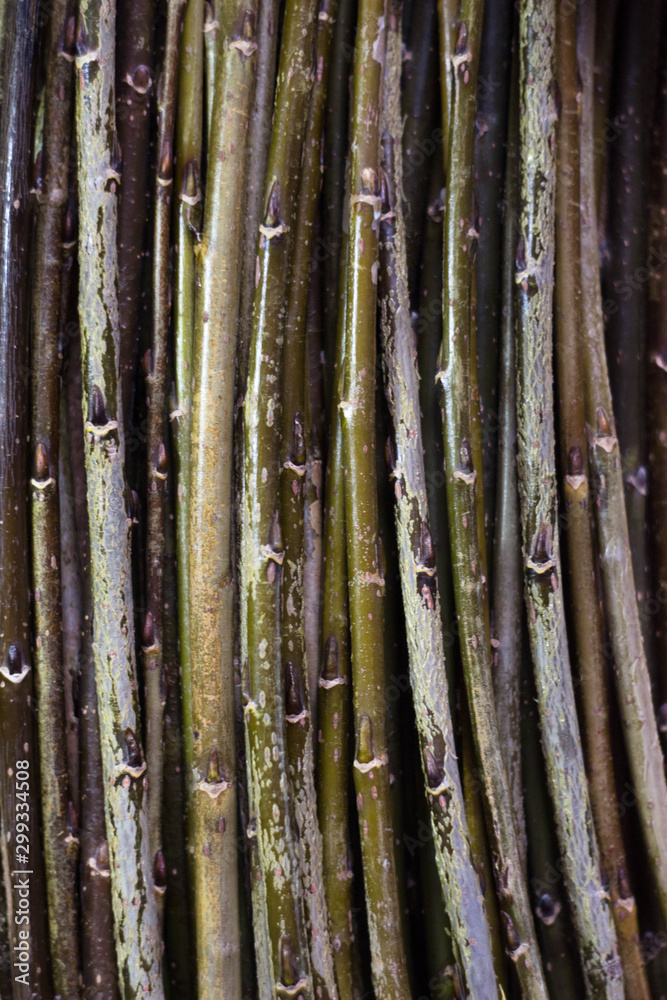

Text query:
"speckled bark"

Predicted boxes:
[[379, 16, 499, 998], [515, 3, 622, 996], [436, 2, 548, 995], [75, 0, 164, 993]]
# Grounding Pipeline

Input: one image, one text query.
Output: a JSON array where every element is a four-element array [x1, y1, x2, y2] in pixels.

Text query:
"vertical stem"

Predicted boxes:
[[555, 6, 650, 996], [521, 663, 587, 999], [317, 232, 357, 1000], [339, 4, 412, 997], [379, 14, 499, 997], [321, 0, 355, 413], [188, 6, 258, 996], [648, 11, 667, 711], [578, 0, 667, 933], [162, 490, 195, 999], [491, 45, 527, 874], [0, 3, 53, 996], [401, 0, 439, 301], [116, 0, 156, 436], [279, 1, 339, 993], [67, 321, 120, 1000], [516, 2, 622, 996], [436, 1, 549, 995], [30, 6, 80, 997], [241, 0, 318, 993], [144, 0, 183, 905], [474, 0, 513, 570], [75, 0, 164, 991], [173, 0, 204, 789], [601, 0, 661, 666], [236, 0, 281, 393]]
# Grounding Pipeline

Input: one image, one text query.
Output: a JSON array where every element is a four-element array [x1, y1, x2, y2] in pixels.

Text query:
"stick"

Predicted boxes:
[[75, 0, 164, 989]]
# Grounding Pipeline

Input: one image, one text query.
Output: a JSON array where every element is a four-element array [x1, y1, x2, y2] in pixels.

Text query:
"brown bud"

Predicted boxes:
[[124, 729, 143, 770], [158, 139, 173, 183], [182, 159, 200, 201], [156, 442, 168, 476], [455, 21, 468, 57], [595, 406, 612, 437], [537, 892, 556, 921], [423, 746, 444, 790], [658, 703, 667, 733], [34, 442, 49, 481], [515, 234, 527, 272], [75, 13, 89, 56], [385, 434, 397, 473], [290, 412, 305, 466], [279, 935, 299, 988], [154, 849, 167, 889], [531, 523, 552, 565], [7, 644, 23, 675], [459, 438, 474, 476], [207, 748, 222, 784], [131, 64, 152, 94], [64, 14, 77, 56], [417, 572, 436, 610], [265, 177, 282, 229], [356, 715, 375, 766], [285, 662, 304, 717], [130, 490, 140, 522], [321, 636, 340, 682], [567, 444, 584, 477], [618, 868, 631, 900], [501, 911, 521, 952], [142, 611, 155, 649], [268, 511, 283, 554], [142, 348, 153, 377], [420, 523, 435, 569], [91, 385, 108, 427], [380, 168, 392, 217]]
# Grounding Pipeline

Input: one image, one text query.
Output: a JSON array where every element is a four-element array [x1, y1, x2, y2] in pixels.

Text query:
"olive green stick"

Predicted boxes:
[[188, 6, 258, 996], [338, 0, 412, 995], [172, 0, 204, 791], [317, 223, 358, 1000], [240, 0, 318, 993]]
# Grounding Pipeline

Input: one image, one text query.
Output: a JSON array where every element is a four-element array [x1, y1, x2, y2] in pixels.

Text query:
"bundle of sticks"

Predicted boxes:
[[0, 0, 666, 997]]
